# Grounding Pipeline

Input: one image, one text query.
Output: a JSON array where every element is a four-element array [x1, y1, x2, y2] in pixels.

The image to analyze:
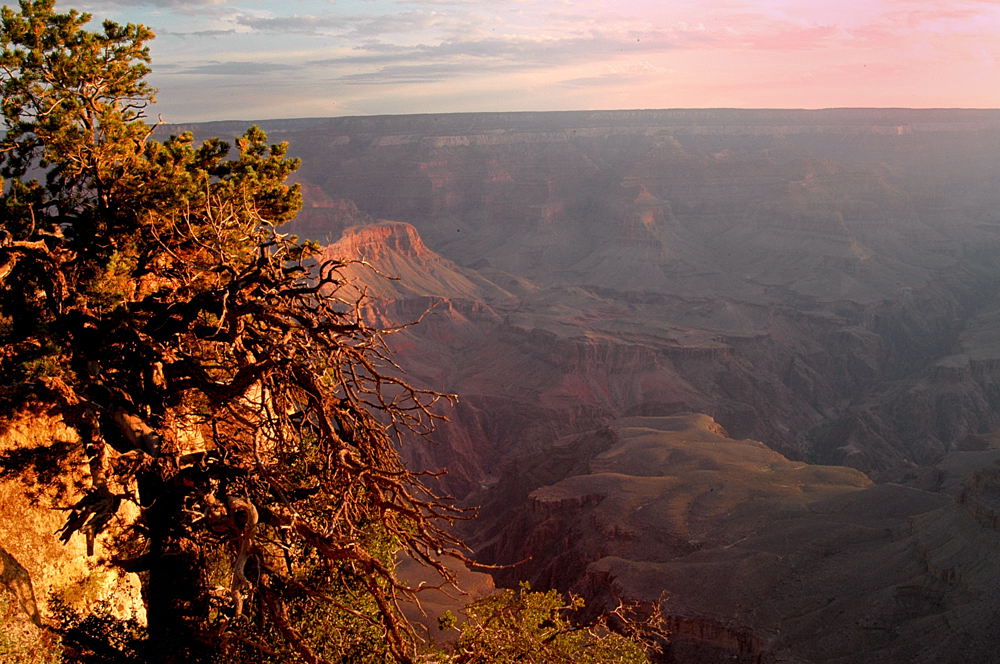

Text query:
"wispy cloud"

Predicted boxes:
[[335, 62, 496, 85], [310, 28, 705, 72], [558, 71, 653, 89], [230, 14, 348, 35], [157, 29, 236, 38], [178, 61, 297, 76]]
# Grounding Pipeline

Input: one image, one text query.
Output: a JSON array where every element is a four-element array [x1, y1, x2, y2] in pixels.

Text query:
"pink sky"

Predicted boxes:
[[537, 0, 1000, 110], [77, 0, 1000, 121]]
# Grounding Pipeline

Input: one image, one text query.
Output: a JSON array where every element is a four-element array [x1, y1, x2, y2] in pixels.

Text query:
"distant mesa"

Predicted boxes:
[[331, 221, 432, 261]]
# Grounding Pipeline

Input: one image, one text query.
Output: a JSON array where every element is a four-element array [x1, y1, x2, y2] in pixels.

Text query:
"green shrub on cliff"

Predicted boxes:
[[431, 584, 658, 664]]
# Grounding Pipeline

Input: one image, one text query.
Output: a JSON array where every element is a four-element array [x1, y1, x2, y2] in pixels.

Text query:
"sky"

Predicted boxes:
[[67, 0, 1000, 123]]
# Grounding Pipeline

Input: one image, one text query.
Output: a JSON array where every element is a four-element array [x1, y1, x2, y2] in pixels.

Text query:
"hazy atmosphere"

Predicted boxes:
[[73, 0, 1000, 121]]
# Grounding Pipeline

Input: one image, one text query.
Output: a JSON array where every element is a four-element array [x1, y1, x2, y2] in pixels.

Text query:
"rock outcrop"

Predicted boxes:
[[0, 414, 144, 646]]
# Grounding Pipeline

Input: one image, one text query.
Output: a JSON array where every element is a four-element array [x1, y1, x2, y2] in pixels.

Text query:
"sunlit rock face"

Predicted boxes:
[[0, 415, 145, 639], [173, 109, 1000, 662]]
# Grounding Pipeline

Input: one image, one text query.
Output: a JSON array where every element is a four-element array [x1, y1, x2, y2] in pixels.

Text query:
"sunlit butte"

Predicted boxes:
[[74, 0, 1000, 121]]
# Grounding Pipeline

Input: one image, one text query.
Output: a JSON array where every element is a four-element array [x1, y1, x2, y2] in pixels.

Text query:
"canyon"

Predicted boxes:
[[257, 109, 1000, 663], [9, 109, 990, 661]]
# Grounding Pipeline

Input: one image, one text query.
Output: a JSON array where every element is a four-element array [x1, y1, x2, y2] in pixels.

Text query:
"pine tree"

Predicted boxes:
[[0, 2, 462, 662]]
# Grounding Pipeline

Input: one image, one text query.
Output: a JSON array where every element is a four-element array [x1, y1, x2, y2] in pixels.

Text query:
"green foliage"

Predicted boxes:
[[215, 525, 401, 664], [219, 575, 393, 664], [0, 0, 155, 239], [431, 584, 652, 664]]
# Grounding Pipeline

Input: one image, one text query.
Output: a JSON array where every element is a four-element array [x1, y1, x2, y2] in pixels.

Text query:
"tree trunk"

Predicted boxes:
[[139, 464, 212, 664]]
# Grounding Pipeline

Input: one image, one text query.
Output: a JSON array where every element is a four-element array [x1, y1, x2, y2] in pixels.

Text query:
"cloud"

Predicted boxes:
[[154, 27, 236, 38], [178, 61, 297, 76], [879, 2, 994, 28], [885, 0, 999, 7], [335, 62, 492, 85], [230, 14, 347, 35], [558, 72, 650, 88], [230, 9, 477, 41], [843, 0, 1000, 50], [310, 28, 703, 71], [397, 0, 484, 5], [70, 0, 1000, 121]]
